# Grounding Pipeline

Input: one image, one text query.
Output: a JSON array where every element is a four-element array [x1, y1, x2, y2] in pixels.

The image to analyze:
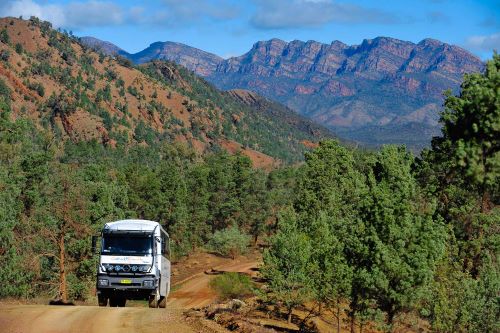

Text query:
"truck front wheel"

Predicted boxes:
[[148, 289, 159, 308], [98, 295, 108, 307], [158, 296, 166, 308]]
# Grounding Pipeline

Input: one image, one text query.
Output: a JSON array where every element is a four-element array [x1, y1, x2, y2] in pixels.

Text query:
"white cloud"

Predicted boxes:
[[1, 0, 66, 27], [250, 0, 401, 30], [0, 0, 242, 30], [0, 0, 125, 29], [465, 32, 500, 51]]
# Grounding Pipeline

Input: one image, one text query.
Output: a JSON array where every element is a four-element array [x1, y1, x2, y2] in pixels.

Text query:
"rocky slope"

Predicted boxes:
[[210, 37, 484, 150], [83, 36, 484, 150], [0, 17, 334, 166]]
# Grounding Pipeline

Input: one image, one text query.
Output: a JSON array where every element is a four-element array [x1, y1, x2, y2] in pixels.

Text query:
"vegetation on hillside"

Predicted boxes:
[[0, 16, 331, 165], [138, 61, 335, 162]]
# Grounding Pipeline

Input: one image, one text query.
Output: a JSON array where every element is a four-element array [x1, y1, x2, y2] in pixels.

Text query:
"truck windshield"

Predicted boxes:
[[101, 235, 153, 256]]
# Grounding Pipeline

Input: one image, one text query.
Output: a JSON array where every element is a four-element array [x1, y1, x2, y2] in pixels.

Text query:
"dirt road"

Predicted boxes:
[[0, 257, 259, 333]]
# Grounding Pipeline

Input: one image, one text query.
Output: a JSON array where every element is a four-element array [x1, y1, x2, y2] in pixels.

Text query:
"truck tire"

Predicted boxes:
[[98, 295, 108, 307], [148, 289, 159, 308], [158, 296, 166, 308]]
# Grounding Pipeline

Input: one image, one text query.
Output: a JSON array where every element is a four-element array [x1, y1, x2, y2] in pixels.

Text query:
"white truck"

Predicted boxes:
[[93, 219, 171, 308]]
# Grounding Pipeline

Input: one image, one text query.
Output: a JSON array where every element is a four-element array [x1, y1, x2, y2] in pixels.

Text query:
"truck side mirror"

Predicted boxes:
[[91, 235, 98, 255]]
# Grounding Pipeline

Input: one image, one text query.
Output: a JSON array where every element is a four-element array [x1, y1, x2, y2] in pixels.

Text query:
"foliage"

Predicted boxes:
[[208, 225, 251, 259], [438, 53, 499, 194], [209, 272, 255, 300], [351, 146, 446, 326], [115, 55, 133, 68], [0, 113, 285, 299], [0, 49, 10, 61], [417, 54, 500, 332], [15, 43, 23, 54], [0, 29, 10, 44], [261, 208, 315, 323]]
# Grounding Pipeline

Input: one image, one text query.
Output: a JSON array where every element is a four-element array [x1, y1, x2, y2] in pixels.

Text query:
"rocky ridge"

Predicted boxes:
[[82, 35, 485, 149]]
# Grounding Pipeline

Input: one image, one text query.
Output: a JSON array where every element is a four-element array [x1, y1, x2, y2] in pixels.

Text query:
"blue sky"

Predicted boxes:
[[0, 0, 498, 59]]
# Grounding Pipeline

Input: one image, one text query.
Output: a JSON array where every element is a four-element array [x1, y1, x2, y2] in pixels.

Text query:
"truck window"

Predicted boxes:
[[161, 235, 170, 257], [101, 235, 153, 256]]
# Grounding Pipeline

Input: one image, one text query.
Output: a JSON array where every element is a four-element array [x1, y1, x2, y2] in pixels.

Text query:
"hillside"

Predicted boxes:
[[84, 36, 484, 149], [0, 17, 335, 165]]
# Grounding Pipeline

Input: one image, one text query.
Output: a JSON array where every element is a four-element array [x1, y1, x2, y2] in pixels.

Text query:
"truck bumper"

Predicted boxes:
[[96, 274, 157, 295]]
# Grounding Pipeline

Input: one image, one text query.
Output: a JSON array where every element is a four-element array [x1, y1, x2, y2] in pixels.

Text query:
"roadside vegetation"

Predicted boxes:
[[209, 272, 255, 301], [208, 226, 251, 259]]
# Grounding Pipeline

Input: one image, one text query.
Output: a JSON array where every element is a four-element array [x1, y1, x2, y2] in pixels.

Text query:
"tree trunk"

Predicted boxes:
[[59, 232, 67, 303], [387, 308, 397, 333], [287, 309, 292, 324], [481, 189, 490, 213], [337, 304, 341, 333], [350, 314, 355, 333]]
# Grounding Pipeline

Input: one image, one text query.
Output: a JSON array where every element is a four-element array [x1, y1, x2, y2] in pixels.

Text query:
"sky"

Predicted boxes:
[[0, 0, 498, 60]]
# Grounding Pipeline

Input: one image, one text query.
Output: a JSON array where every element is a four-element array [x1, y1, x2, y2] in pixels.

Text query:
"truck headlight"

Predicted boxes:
[[143, 280, 154, 287], [103, 264, 114, 272], [98, 279, 109, 286], [139, 265, 151, 272]]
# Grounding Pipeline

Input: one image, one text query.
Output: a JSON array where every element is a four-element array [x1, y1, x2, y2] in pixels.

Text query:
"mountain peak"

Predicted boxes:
[[418, 38, 443, 47], [80, 36, 128, 56]]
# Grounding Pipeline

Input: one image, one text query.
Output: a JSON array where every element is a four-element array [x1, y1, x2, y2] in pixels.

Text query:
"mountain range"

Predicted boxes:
[[81, 36, 485, 149], [0, 17, 336, 168]]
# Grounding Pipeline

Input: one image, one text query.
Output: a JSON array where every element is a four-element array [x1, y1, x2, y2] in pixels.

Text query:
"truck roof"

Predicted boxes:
[[104, 219, 163, 233]]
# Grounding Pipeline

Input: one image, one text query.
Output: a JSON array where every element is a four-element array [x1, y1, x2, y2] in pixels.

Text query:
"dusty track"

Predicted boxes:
[[0, 257, 259, 333]]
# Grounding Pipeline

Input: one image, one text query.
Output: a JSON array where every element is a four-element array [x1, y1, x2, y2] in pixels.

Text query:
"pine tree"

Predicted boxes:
[[351, 146, 446, 328], [261, 208, 314, 324]]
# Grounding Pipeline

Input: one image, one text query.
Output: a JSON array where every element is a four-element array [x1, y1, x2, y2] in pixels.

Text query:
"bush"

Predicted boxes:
[[0, 29, 10, 44], [209, 272, 254, 300], [208, 226, 250, 259], [116, 55, 133, 68], [0, 50, 10, 62], [15, 43, 23, 54]]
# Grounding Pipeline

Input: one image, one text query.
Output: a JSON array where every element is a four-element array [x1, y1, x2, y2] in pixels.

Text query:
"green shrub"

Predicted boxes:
[[116, 55, 133, 68], [209, 272, 254, 300], [0, 50, 10, 62], [0, 29, 10, 44], [208, 226, 250, 259], [15, 43, 23, 54]]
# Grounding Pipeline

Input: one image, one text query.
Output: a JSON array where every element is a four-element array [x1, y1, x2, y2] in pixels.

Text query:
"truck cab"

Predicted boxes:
[[95, 219, 170, 308]]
